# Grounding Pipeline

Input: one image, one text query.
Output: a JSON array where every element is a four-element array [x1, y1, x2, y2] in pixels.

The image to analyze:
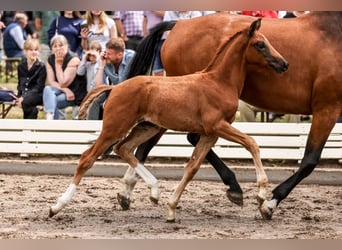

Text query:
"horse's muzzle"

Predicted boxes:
[[272, 58, 289, 73]]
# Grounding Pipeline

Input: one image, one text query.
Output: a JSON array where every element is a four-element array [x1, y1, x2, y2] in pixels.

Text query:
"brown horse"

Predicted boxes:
[[49, 19, 288, 221], [124, 12, 342, 219]]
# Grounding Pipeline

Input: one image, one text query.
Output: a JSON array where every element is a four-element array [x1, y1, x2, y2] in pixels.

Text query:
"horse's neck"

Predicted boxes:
[[203, 34, 249, 86]]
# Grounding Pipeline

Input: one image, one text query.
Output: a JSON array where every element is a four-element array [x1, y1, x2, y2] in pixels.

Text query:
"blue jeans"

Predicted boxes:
[[43, 86, 75, 119]]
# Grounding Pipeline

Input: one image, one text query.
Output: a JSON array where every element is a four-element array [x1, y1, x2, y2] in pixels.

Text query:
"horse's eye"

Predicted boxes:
[[255, 42, 266, 50]]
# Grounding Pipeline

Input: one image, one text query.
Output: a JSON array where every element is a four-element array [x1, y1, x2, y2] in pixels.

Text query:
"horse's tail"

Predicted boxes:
[[127, 21, 177, 78], [78, 85, 113, 120]]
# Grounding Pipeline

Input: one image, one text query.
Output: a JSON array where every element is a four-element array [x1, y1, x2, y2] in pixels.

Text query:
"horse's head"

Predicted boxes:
[[246, 18, 288, 73]]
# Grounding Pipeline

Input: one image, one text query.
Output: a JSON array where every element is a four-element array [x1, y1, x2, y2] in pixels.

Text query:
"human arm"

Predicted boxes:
[[9, 25, 25, 49], [77, 57, 87, 76], [46, 55, 80, 89], [47, 17, 58, 45], [113, 11, 126, 39], [143, 16, 147, 37], [92, 51, 107, 86], [109, 19, 118, 39], [80, 21, 90, 50]]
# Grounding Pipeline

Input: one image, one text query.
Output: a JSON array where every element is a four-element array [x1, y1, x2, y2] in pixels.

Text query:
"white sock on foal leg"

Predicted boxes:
[[120, 166, 138, 198], [50, 183, 77, 214], [135, 163, 159, 199]]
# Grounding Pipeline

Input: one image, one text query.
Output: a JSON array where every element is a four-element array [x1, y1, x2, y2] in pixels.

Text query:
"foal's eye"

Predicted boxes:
[[255, 42, 266, 50]]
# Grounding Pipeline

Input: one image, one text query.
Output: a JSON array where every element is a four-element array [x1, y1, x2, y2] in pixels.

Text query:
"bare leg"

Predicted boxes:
[[167, 135, 218, 222]]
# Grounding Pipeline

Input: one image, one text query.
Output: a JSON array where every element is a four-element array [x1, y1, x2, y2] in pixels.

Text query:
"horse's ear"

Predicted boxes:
[[247, 18, 262, 38]]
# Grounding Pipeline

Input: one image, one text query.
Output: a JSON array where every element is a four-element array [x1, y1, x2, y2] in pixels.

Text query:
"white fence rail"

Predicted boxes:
[[0, 119, 341, 161]]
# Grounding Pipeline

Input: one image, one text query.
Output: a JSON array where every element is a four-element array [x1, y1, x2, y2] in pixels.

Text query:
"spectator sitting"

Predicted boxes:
[[87, 37, 135, 120], [15, 39, 46, 119], [3, 12, 29, 58], [43, 34, 86, 120]]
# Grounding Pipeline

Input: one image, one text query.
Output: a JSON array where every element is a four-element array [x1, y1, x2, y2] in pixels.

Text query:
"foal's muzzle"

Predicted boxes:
[[271, 58, 289, 73]]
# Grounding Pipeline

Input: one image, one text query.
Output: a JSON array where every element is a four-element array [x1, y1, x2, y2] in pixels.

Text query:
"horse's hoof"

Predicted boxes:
[[256, 195, 265, 207], [166, 218, 176, 223], [48, 208, 56, 218], [226, 189, 243, 207], [150, 196, 158, 205], [117, 193, 131, 210], [258, 200, 276, 220]]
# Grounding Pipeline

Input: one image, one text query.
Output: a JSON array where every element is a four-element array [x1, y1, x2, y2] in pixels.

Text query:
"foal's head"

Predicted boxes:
[[245, 19, 288, 73]]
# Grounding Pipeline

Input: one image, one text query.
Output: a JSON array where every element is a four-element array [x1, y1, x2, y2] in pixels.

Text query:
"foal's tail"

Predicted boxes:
[[78, 85, 112, 120], [127, 21, 177, 79]]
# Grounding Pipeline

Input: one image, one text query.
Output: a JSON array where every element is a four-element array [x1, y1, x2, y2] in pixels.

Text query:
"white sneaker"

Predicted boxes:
[[46, 113, 54, 120]]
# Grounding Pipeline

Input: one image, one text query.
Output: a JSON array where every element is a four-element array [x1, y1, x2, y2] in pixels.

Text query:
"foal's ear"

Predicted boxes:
[[247, 18, 262, 38]]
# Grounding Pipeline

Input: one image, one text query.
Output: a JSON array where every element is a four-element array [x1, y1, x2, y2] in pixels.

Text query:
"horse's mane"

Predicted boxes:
[[202, 29, 244, 73], [309, 12, 342, 41]]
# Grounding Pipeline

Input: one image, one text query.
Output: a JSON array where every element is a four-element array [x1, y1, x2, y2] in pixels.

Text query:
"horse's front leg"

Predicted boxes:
[[49, 137, 113, 217], [115, 123, 165, 209], [167, 135, 217, 222], [260, 113, 337, 219]]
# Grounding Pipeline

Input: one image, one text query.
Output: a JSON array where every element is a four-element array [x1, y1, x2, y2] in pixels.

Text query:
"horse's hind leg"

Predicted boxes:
[[260, 112, 338, 220], [167, 135, 217, 222], [187, 133, 243, 206], [49, 135, 115, 217], [115, 122, 166, 209]]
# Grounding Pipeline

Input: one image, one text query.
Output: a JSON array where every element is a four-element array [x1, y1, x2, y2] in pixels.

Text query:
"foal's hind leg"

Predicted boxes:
[[167, 135, 217, 222], [49, 134, 115, 217], [118, 122, 166, 210], [213, 122, 268, 211], [114, 123, 166, 209]]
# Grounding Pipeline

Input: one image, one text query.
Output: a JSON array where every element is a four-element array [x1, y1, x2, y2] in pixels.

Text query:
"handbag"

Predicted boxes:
[[0, 88, 17, 102], [55, 16, 59, 35]]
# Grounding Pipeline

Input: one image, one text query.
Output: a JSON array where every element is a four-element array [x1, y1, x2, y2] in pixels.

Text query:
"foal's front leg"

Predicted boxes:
[[49, 136, 114, 217], [214, 122, 269, 214], [167, 135, 217, 222]]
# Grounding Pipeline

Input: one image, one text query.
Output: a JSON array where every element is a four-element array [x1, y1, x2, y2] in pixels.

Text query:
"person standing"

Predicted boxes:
[[143, 11, 164, 76], [33, 11, 60, 63], [48, 11, 83, 58], [80, 11, 117, 51], [16, 39, 46, 119], [113, 11, 144, 51], [0, 11, 5, 63]]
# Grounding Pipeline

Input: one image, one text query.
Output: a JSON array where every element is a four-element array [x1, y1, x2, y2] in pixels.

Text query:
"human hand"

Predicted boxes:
[[0, 21, 5, 29], [63, 88, 75, 101]]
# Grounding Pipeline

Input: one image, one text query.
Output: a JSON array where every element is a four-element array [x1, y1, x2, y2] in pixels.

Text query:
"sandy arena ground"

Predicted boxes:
[[0, 173, 341, 239]]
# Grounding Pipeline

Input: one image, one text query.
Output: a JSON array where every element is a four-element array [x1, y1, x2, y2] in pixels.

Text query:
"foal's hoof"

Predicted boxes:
[[117, 193, 131, 210], [226, 189, 243, 207], [149, 196, 158, 205], [166, 218, 176, 223], [258, 200, 276, 220], [48, 208, 57, 218]]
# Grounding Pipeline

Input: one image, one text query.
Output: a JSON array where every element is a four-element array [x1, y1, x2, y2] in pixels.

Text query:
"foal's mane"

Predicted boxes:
[[202, 29, 245, 73]]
